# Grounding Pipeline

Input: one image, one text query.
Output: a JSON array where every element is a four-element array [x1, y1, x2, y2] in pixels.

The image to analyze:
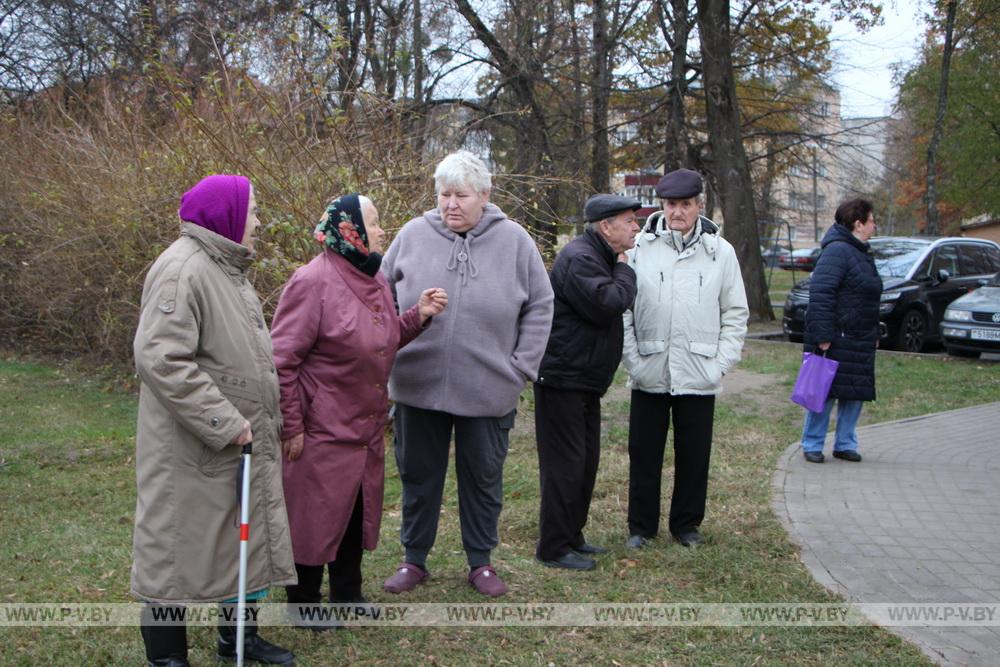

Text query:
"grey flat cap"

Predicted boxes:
[[655, 168, 703, 199], [584, 194, 642, 222]]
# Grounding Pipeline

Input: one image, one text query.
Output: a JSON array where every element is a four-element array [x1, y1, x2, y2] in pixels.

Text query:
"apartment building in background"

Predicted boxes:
[[614, 83, 894, 248]]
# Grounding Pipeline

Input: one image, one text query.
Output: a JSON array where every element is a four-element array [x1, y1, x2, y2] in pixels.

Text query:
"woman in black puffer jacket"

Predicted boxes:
[[801, 198, 881, 463]]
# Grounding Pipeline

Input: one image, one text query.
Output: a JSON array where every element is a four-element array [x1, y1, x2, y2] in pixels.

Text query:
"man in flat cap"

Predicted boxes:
[[622, 168, 748, 549], [533, 194, 641, 570]]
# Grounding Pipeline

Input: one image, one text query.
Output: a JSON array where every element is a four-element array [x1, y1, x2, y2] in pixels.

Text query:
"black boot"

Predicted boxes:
[[139, 605, 189, 667], [217, 602, 295, 665], [285, 564, 339, 631]]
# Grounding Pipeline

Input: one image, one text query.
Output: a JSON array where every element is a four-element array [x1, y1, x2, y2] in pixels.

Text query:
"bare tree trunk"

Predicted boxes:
[[924, 0, 957, 236], [413, 0, 424, 102], [660, 0, 691, 172], [590, 0, 611, 192], [334, 0, 366, 111], [567, 0, 586, 191], [696, 0, 771, 321]]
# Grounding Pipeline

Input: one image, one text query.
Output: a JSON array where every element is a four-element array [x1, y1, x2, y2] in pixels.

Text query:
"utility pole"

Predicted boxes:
[[812, 145, 819, 243]]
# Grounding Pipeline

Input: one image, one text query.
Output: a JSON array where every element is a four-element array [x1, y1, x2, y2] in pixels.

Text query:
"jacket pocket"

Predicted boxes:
[[637, 340, 666, 355], [630, 340, 667, 390], [686, 339, 722, 389], [197, 441, 240, 476], [688, 341, 718, 358]]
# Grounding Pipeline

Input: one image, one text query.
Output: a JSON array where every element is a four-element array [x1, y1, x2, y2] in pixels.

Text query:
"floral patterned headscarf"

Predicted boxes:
[[313, 193, 382, 277]]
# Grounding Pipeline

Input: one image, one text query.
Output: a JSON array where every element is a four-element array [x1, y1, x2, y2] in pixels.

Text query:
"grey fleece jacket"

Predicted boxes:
[[383, 204, 554, 417]]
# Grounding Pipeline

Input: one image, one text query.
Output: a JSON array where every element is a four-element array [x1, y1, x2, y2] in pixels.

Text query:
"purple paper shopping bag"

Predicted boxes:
[[790, 351, 839, 412]]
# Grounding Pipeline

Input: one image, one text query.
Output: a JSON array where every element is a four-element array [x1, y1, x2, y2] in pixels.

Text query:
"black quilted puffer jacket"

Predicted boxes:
[[804, 223, 882, 401]]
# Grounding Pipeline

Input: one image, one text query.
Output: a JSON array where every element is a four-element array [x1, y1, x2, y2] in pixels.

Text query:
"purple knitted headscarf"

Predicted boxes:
[[178, 174, 251, 244]]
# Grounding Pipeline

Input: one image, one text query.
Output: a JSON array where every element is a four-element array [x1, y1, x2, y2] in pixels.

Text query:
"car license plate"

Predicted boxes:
[[971, 329, 1000, 341]]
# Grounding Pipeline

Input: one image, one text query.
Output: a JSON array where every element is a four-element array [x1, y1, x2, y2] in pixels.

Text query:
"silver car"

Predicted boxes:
[[940, 271, 1000, 358]]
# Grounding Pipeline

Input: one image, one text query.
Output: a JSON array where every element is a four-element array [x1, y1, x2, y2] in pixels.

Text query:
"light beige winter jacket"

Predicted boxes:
[[622, 214, 749, 395], [130, 223, 295, 602]]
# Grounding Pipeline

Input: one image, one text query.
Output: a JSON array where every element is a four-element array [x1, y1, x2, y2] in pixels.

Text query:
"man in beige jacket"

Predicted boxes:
[[132, 175, 296, 666]]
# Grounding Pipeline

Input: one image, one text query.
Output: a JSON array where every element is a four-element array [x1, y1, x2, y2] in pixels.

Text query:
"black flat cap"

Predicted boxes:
[[584, 194, 642, 222], [655, 168, 703, 199]]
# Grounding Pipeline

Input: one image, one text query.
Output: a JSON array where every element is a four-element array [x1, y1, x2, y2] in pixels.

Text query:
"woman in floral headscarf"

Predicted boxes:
[[270, 194, 447, 627]]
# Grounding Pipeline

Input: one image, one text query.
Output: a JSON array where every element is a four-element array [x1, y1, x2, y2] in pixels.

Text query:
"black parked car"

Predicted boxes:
[[782, 236, 1000, 352], [940, 271, 1000, 358]]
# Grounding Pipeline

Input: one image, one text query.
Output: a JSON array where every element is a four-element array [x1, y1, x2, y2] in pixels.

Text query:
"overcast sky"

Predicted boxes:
[[828, 0, 929, 119]]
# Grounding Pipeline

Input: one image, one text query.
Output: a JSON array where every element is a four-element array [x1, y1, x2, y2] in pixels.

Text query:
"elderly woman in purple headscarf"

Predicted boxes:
[[132, 174, 297, 666], [270, 194, 446, 628]]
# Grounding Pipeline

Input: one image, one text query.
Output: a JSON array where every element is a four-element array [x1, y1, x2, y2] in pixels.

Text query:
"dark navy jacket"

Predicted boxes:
[[536, 227, 637, 395], [804, 224, 882, 401]]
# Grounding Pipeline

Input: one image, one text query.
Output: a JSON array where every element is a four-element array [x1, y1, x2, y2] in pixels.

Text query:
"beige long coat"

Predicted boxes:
[[131, 223, 296, 603]]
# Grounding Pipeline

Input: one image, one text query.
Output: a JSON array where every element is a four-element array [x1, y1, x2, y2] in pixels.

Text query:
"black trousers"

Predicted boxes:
[[627, 390, 715, 538], [533, 384, 601, 560], [285, 491, 365, 603], [393, 403, 514, 569]]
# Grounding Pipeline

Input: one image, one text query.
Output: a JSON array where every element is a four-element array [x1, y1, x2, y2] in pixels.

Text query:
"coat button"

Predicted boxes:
[[210, 416, 220, 427]]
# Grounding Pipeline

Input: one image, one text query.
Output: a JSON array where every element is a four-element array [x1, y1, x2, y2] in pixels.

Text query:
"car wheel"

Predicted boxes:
[[895, 309, 926, 353], [946, 346, 981, 359]]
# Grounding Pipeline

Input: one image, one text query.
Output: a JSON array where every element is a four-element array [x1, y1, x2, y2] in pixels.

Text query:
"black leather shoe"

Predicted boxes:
[[803, 451, 825, 463], [626, 535, 648, 549], [574, 542, 608, 555], [148, 659, 189, 667], [218, 631, 295, 664], [832, 450, 862, 462], [674, 530, 704, 547], [539, 551, 596, 570]]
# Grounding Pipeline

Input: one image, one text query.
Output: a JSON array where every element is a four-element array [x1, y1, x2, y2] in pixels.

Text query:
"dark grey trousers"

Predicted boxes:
[[393, 403, 515, 569]]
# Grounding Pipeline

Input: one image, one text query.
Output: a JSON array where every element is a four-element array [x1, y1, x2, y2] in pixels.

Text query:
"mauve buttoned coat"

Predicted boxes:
[[271, 250, 425, 565]]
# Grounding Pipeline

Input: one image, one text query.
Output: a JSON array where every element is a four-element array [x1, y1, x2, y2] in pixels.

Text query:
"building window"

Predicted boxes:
[[612, 122, 638, 144], [624, 185, 657, 207], [789, 191, 812, 211], [790, 162, 827, 178]]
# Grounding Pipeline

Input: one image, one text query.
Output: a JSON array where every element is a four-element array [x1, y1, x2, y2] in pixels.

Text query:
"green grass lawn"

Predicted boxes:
[[2, 346, 997, 665]]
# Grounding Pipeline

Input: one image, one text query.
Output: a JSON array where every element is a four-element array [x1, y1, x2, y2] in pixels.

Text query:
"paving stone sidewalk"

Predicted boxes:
[[773, 402, 1000, 667]]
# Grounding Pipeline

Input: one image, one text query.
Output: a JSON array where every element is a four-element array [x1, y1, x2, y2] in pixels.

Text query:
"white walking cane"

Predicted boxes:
[[236, 442, 252, 667]]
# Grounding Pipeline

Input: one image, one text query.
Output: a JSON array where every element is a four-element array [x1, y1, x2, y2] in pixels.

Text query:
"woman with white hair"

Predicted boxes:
[[381, 151, 554, 597]]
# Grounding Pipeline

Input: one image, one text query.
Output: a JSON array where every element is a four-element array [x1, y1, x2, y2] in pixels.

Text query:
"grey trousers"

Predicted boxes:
[[393, 403, 515, 569]]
